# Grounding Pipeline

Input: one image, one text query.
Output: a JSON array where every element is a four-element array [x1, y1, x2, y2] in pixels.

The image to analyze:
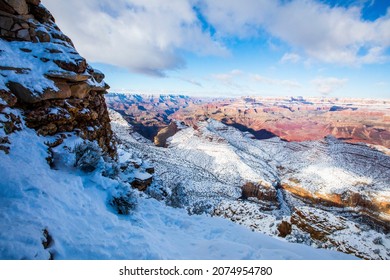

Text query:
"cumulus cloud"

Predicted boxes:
[[311, 77, 348, 95], [201, 0, 390, 65], [43, 0, 227, 76], [44, 0, 390, 76]]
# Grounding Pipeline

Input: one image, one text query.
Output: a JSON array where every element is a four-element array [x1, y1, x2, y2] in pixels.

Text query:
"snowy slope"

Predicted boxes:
[[108, 110, 390, 259], [0, 109, 356, 260]]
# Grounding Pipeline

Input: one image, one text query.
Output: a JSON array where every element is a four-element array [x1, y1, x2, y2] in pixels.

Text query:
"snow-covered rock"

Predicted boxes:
[[109, 110, 390, 260]]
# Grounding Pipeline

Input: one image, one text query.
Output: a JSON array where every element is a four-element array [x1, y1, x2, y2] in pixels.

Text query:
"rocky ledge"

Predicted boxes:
[[0, 0, 115, 157]]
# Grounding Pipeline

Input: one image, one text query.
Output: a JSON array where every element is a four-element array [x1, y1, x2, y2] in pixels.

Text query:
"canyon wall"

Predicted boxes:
[[0, 0, 116, 157]]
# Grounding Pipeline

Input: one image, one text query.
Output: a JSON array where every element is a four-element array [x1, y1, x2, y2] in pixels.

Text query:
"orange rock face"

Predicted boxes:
[[107, 94, 390, 149], [281, 180, 390, 231], [169, 96, 390, 148]]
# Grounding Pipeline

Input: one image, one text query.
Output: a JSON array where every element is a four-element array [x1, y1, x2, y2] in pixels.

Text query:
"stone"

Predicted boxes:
[[0, 28, 14, 38], [4, 0, 28, 15], [38, 123, 57, 136], [0, 0, 16, 14], [6, 81, 37, 103], [145, 167, 155, 174], [0, 65, 30, 74], [291, 207, 348, 241], [90, 111, 98, 120], [42, 228, 52, 250], [29, 3, 54, 23], [45, 137, 63, 148], [35, 29, 50, 42], [54, 58, 87, 74], [0, 15, 13, 30], [50, 31, 74, 47], [41, 81, 71, 100], [2, 113, 21, 134], [70, 82, 91, 99], [241, 182, 277, 203], [0, 136, 10, 145], [16, 28, 30, 40], [26, 0, 40, 6], [131, 177, 153, 191], [0, 145, 10, 154], [19, 47, 31, 52], [7, 80, 74, 103], [277, 220, 292, 237], [45, 71, 90, 82], [154, 122, 179, 147], [92, 69, 105, 83], [91, 82, 109, 92], [11, 22, 21, 31], [20, 22, 28, 28], [0, 89, 17, 106]]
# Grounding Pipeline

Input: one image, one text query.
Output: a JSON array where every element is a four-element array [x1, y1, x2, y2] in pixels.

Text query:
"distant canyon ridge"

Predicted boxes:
[[106, 94, 390, 150], [107, 94, 390, 259]]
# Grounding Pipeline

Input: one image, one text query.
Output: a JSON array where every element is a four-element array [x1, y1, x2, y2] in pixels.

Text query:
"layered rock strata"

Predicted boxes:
[[0, 0, 115, 157]]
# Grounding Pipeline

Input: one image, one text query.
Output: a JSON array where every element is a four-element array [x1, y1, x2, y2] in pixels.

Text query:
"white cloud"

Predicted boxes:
[[311, 77, 348, 95], [43, 0, 390, 77], [280, 52, 301, 63], [201, 0, 390, 65], [43, 0, 228, 76], [198, 0, 274, 38]]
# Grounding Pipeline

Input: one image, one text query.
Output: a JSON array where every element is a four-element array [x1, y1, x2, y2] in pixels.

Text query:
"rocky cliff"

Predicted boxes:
[[0, 0, 115, 157]]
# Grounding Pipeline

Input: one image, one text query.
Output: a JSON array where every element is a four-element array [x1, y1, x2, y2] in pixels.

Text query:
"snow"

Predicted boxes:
[[0, 36, 102, 98], [0, 113, 8, 122], [108, 110, 390, 259], [0, 113, 356, 260], [133, 170, 152, 181], [0, 39, 63, 93], [299, 165, 373, 194]]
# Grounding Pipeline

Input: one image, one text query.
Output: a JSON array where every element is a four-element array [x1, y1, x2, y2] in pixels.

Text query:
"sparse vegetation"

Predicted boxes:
[[74, 141, 101, 172], [109, 191, 138, 215], [167, 183, 188, 208]]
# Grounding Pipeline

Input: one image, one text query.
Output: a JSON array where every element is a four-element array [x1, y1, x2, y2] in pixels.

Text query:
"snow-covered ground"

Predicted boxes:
[[108, 110, 390, 259], [0, 108, 356, 260]]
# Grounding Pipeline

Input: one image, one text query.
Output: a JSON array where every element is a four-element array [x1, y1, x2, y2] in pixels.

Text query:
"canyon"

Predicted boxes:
[[106, 94, 390, 149], [107, 93, 390, 259], [1, 0, 389, 261]]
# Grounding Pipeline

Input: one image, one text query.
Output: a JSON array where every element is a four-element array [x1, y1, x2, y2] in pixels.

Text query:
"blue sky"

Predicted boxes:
[[44, 0, 390, 98]]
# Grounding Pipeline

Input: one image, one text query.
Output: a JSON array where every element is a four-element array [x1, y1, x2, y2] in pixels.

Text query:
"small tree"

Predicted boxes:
[[109, 193, 138, 215], [74, 141, 101, 172]]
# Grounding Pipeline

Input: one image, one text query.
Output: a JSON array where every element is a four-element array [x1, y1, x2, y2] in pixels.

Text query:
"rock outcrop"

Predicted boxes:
[[154, 121, 179, 147], [240, 182, 279, 210], [272, 137, 390, 232], [105, 93, 210, 142], [0, 0, 115, 157], [289, 207, 390, 260]]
